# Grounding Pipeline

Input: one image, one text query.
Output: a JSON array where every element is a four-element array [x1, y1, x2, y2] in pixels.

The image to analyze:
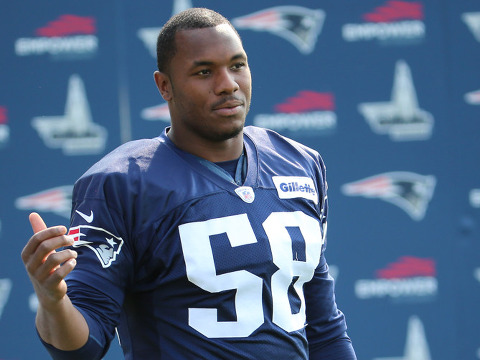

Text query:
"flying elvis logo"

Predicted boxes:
[[342, 171, 436, 220], [273, 176, 318, 204], [15, 186, 74, 218], [140, 102, 171, 122], [464, 89, 480, 105], [0, 106, 9, 146], [231, 6, 325, 54], [68, 225, 123, 268]]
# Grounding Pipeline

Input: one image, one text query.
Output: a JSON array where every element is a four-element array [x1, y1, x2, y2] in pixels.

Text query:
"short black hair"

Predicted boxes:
[[156, 8, 241, 73]]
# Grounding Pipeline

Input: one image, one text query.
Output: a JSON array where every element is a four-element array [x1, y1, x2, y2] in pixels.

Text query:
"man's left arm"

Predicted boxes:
[[304, 257, 357, 360], [309, 336, 356, 360]]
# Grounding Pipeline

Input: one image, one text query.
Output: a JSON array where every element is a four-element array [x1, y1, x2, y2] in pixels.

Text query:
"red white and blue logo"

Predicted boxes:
[[342, 1, 425, 44], [68, 225, 123, 268], [232, 6, 325, 54], [14, 14, 98, 59], [15, 186, 73, 218], [355, 256, 438, 302], [0, 106, 9, 147], [235, 186, 255, 203], [464, 89, 480, 105], [342, 171, 436, 221], [253, 90, 336, 136], [140, 102, 171, 122]]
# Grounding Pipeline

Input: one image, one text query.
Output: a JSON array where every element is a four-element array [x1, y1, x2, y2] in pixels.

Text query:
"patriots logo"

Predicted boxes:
[[464, 89, 480, 105], [15, 185, 73, 218], [68, 225, 123, 268], [0, 105, 9, 146], [232, 6, 325, 54], [341, 172, 436, 220], [140, 102, 171, 122]]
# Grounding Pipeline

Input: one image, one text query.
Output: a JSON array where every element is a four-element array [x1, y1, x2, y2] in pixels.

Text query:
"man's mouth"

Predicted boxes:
[[212, 99, 244, 116]]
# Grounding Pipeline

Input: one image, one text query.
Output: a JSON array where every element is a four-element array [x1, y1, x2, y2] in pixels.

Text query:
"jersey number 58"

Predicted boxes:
[[179, 211, 325, 338]]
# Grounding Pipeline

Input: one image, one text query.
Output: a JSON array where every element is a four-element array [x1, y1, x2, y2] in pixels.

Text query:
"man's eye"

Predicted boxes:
[[197, 69, 210, 75], [232, 63, 245, 70]]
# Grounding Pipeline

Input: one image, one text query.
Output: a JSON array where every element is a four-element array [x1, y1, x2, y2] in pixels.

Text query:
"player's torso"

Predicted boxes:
[[119, 129, 326, 359]]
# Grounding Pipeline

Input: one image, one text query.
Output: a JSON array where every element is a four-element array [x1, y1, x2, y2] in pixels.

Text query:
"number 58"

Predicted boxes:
[[179, 211, 324, 338]]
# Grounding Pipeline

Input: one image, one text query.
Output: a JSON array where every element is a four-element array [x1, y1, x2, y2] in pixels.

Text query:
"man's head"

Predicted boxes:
[[153, 8, 252, 160], [156, 8, 241, 75]]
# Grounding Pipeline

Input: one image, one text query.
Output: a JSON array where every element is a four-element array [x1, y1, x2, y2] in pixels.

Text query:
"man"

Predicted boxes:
[[22, 8, 356, 359]]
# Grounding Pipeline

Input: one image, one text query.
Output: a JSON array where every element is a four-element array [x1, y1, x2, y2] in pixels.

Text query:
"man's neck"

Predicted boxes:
[[166, 128, 244, 162]]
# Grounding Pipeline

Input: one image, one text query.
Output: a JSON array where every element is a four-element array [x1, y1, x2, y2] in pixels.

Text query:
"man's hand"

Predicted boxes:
[[21, 212, 77, 309], [21, 213, 89, 351]]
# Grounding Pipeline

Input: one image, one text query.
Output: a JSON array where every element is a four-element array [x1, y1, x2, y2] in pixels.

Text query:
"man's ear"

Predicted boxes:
[[154, 71, 172, 101]]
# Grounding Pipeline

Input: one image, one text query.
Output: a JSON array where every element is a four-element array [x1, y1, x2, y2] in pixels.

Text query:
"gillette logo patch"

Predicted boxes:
[[273, 176, 318, 204]]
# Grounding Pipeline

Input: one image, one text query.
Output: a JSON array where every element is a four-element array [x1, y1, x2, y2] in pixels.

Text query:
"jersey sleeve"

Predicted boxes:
[[304, 258, 356, 359], [45, 170, 136, 358], [304, 256, 347, 343], [309, 335, 357, 360], [39, 329, 106, 360], [304, 152, 357, 358]]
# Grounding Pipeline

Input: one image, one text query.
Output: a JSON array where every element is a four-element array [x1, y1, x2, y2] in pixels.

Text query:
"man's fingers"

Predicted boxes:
[[23, 234, 74, 269], [48, 258, 77, 283], [36, 249, 78, 281], [22, 213, 71, 267], [29, 212, 47, 234]]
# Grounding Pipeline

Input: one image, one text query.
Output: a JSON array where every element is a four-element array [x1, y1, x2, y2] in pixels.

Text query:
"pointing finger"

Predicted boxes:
[[29, 212, 47, 234]]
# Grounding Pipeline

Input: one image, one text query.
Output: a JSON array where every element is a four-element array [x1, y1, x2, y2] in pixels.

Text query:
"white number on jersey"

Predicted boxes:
[[178, 211, 324, 338]]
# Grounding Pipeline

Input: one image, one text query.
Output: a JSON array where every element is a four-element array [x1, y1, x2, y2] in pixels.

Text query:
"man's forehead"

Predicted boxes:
[[212, 23, 237, 35], [176, 24, 241, 43], [174, 24, 245, 61]]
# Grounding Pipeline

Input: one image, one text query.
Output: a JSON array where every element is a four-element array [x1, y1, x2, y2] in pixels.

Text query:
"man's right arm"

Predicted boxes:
[[21, 212, 89, 351]]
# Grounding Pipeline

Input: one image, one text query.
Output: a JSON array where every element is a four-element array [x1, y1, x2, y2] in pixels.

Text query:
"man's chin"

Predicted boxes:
[[209, 122, 244, 142]]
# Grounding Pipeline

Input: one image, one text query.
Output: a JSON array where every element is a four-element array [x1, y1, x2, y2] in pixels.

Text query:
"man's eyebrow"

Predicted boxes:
[[191, 53, 247, 68], [231, 53, 247, 62], [192, 60, 214, 68]]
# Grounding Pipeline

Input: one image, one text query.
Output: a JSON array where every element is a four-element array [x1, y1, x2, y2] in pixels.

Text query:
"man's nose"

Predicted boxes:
[[214, 68, 239, 95]]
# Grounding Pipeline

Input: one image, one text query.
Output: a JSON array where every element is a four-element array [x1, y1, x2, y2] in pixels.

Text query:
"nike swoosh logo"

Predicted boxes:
[[76, 210, 94, 223]]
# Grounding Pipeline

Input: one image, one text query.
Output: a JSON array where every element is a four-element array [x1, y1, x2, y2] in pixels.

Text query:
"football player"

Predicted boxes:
[[22, 8, 356, 359]]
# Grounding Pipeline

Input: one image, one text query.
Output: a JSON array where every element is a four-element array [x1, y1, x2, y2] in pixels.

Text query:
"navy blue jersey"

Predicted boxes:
[[63, 126, 350, 359]]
